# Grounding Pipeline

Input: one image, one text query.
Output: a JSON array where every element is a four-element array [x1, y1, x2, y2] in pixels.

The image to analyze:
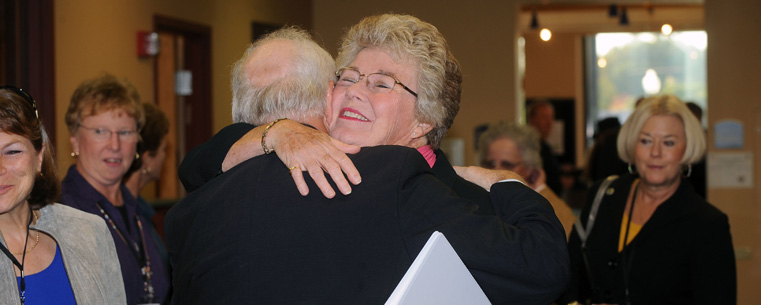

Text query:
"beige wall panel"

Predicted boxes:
[[705, 0, 761, 303], [524, 32, 577, 98]]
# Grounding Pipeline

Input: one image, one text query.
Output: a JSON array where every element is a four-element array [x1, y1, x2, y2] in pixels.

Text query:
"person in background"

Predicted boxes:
[[478, 122, 576, 238], [684, 101, 707, 198], [527, 100, 563, 194], [123, 102, 171, 269], [60, 75, 170, 305], [0, 86, 125, 304], [560, 95, 735, 304], [584, 116, 628, 185]]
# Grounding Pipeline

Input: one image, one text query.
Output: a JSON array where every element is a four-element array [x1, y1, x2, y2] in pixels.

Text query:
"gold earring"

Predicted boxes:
[[135, 153, 140, 160], [71, 152, 79, 157]]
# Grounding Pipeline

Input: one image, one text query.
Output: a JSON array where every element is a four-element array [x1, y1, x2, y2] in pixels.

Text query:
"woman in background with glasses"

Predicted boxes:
[[0, 86, 125, 304], [60, 75, 169, 305], [477, 121, 576, 238]]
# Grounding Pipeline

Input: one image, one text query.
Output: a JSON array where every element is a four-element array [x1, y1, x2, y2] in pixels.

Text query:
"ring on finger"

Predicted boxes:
[[288, 166, 299, 173]]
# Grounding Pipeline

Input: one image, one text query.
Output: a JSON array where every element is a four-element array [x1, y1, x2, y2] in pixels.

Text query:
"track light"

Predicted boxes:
[[540, 28, 552, 41], [608, 4, 618, 17], [530, 10, 539, 29], [620, 6, 629, 26]]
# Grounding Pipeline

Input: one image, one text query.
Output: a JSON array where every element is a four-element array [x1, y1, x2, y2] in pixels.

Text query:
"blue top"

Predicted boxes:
[[17, 245, 76, 305], [60, 165, 169, 305]]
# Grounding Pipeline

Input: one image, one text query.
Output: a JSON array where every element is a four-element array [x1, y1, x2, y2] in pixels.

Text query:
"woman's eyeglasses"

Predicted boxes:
[[0, 86, 39, 119], [335, 67, 418, 98], [481, 159, 523, 170], [78, 124, 139, 142]]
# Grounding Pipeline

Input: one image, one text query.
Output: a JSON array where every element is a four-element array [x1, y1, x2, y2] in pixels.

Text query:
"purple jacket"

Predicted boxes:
[[61, 165, 169, 305]]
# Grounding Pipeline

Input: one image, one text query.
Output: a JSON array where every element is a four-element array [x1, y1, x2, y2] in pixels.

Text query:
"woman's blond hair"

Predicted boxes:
[[617, 95, 706, 165]]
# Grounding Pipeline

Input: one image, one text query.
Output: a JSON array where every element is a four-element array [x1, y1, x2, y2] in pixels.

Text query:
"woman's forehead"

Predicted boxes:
[[80, 107, 135, 124], [350, 48, 417, 81]]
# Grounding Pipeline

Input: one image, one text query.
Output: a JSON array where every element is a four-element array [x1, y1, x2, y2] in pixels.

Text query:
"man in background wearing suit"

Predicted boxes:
[[165, 26, 568, 305], [527, 100, 563, 195]]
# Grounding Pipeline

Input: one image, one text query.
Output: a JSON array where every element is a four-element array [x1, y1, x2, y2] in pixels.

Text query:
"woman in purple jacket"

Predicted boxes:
[[60, 74, 169, 305]]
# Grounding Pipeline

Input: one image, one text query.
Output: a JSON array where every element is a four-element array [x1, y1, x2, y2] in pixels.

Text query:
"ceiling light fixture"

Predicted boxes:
[[530, 10, 539, 29], [620, 6, 629, 26], [608, 4, 618, 17], [540, 28, 552, 41]]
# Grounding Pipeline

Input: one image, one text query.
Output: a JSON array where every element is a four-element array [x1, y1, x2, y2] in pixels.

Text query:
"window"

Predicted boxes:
[[584, 31, 707, 137]]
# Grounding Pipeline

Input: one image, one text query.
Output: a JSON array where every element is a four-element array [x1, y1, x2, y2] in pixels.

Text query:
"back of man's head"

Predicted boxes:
[[231, 26, 335, 125]]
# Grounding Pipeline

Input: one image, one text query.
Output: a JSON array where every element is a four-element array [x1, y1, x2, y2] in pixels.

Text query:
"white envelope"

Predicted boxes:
[[385, 231, 491, 305]]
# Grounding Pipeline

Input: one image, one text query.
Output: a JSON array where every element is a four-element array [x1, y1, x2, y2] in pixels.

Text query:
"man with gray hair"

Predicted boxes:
[[166, 26, 567, 304], [479, 122, 576, 237], [527, 100, 563, 194]]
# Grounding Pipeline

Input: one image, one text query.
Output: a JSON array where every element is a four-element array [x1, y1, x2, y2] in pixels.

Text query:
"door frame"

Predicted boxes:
[[153, 15, 212, 155]]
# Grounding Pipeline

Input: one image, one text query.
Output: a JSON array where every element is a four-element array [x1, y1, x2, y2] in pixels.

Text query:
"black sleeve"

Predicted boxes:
[[178, 123, 254, 192], [691, 210, 736, 305], [540, 140, 563, 194], [396, 151, 570, 305]]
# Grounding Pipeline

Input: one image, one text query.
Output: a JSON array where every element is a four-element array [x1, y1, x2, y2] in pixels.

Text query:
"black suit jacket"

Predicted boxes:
[[167, 145, 568, 305], [539, 140, 563, 194], [178, 123, 496, 216], [561, 174, 736, 305]]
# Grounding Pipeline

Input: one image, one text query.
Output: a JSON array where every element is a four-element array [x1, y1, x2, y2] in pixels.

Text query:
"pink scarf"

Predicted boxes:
[[416, 145, 437, 168]]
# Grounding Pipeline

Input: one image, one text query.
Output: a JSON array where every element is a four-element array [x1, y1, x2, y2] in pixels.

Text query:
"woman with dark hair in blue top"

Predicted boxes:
[[0, 86, 125, 304]]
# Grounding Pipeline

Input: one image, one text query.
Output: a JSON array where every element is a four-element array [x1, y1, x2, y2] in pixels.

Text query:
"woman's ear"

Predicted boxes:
[[412, 122, 433, 139], [69, 134, 79, 156], [36, 143, 45, 172]]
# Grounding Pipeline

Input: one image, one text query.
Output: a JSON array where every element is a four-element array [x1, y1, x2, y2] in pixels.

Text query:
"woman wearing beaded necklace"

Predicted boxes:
[[60, 75, 170, 305], [0, 86, 125, 304]]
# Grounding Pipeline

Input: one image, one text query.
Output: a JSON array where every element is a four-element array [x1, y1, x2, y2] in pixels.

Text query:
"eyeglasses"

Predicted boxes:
[[481, 159, 523, 170], [0, 86, 39, 119], [335, 67, 418, 98], [78, 124, 139, 142]]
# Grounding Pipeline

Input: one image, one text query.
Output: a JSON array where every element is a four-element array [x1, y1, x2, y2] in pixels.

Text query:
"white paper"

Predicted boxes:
[[707, 151, 753, 188], [385, 231, 491, 305], [175, 70, 193, 96]]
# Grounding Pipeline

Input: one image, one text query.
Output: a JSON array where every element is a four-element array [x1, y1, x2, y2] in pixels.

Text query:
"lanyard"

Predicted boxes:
[[621, 183, 639, 305], [0, 208, 34, 305], [95, 201, 155, 303]]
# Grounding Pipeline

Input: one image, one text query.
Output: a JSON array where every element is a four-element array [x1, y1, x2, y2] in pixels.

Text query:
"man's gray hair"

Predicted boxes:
[[231, 26, 335, 125], [478, 122, 543, 170]]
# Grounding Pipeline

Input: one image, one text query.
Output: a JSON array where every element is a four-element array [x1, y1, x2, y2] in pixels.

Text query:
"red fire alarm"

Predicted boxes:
[[137, 31, 160, 57]]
